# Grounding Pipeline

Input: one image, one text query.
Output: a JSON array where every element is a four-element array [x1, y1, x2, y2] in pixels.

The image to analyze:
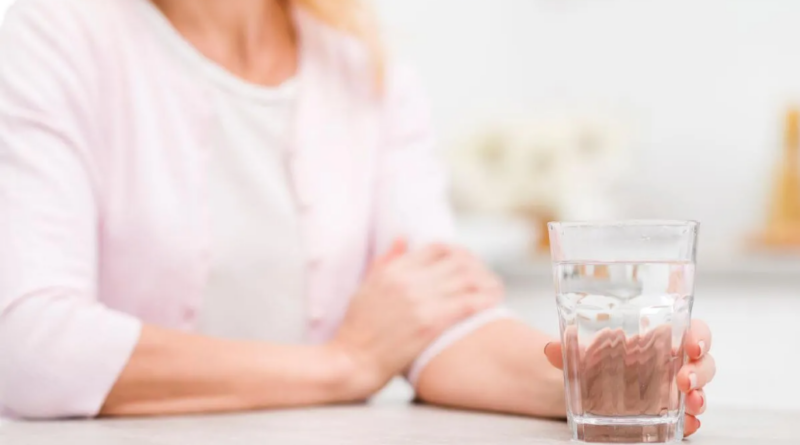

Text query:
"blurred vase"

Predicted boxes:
[[754, 106, 800, 249]]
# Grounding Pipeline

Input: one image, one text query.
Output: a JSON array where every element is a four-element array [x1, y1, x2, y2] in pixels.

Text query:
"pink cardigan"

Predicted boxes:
[[0, 0, 454, 418]]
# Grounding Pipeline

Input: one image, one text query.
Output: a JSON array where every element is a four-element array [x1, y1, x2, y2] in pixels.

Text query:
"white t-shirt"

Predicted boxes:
[[201, 78, 309, 343], [146, 8, 309, 342]]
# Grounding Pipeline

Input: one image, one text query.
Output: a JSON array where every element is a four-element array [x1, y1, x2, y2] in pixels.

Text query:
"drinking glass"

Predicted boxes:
[[548, 220, 698, 444]]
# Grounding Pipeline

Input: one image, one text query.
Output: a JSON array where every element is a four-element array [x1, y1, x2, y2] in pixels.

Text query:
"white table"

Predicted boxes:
[[1, 403, 797, 445]]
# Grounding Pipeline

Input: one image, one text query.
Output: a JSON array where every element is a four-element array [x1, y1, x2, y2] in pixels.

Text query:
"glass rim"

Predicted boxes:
[[548, 219, 699, 229]]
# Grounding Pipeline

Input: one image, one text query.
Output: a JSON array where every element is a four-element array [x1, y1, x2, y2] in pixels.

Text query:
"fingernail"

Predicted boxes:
[[688, 372, 698, 390], [544, 342, 553, 355], [697, 340, 706, 357], [699, 393, 705, 410]]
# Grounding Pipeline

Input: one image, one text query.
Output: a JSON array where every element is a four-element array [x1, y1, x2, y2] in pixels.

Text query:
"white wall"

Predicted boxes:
[[375, 0, 800, 255], [375, 1, 800, 410]]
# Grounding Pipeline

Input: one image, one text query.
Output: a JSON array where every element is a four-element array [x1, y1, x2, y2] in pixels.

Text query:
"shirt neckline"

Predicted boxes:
[[137, 0, 298, 104]]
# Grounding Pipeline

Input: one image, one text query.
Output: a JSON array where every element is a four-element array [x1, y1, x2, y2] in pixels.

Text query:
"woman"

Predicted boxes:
[[0, 0, 714, 434]]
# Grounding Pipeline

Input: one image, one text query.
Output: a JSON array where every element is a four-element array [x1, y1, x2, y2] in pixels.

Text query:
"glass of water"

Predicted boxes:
[[548, 220, 698, 444]]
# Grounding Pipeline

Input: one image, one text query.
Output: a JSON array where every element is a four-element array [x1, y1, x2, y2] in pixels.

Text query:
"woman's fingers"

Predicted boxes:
[[426, 255, 472, 292], [684, 388, 707, 436], [465, 273, 503, 299], [434, 290, 496, 329], [544, 342, 564, 369], [425, 249, 504, 297], [454, 250, 504, 295], [401, 243, 451, 268], [685, 389, 707, 415], [686, 319, 712, 360], [678, 353, 716, 393], [372, 238, 408, 269], [684, 414, 702, 437]]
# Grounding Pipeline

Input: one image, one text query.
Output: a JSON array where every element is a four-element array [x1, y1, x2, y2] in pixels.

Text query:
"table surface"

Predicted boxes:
[[1, 403, 797, 445]]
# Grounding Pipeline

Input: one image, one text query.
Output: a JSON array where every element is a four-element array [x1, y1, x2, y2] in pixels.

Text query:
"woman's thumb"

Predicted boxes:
[[376, 238, 408, 267], [544, 342, 564, 370]]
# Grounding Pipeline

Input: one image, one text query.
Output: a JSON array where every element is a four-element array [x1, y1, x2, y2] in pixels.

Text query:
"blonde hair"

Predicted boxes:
[[292, 0, 385, 87]]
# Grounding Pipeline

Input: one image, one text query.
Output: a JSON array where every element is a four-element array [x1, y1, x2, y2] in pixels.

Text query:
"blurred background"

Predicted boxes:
[[2, 0, 800, 411], [373, 0, 800, 411]]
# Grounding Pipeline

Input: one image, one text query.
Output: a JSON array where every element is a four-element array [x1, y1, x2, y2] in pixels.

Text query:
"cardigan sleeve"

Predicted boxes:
[[372, 64, 456, 253], [374, 63, 514, 386], [0, 0, 141, 419]]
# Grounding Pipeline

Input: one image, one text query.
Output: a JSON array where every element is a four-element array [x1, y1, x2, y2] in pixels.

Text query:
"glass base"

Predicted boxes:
[[570, 415, 684, 444]]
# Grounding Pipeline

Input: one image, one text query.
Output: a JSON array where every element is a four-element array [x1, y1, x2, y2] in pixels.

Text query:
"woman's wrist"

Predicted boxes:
[[234, 340, 380, 409], [317, 340, 384, 403]]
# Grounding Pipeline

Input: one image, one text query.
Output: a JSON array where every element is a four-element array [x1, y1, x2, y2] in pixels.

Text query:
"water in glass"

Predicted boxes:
[[555, 260, 694, 444]]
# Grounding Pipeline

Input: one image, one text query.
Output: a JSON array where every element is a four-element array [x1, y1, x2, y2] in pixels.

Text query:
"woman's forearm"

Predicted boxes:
[[415, 319, 566, 418], [100, 325, 366, 416]]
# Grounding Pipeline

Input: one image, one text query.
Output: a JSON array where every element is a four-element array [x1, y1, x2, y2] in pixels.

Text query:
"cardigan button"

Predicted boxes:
[[183, 306, 197, 321], [308, 312, 325, 326]]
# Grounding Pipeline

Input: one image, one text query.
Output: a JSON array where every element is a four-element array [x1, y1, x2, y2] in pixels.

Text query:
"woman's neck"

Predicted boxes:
[[151, 0, 297, 86]]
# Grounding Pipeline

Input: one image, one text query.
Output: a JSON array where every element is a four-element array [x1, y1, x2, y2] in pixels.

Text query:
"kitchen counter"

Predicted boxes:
[[1, 403, 797, 445]]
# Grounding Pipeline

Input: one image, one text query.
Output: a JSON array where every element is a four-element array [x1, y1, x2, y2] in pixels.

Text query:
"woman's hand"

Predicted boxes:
[[544, 319, 715, 437], [329, 239, 503, 399], [677, 319, 715, 436]]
